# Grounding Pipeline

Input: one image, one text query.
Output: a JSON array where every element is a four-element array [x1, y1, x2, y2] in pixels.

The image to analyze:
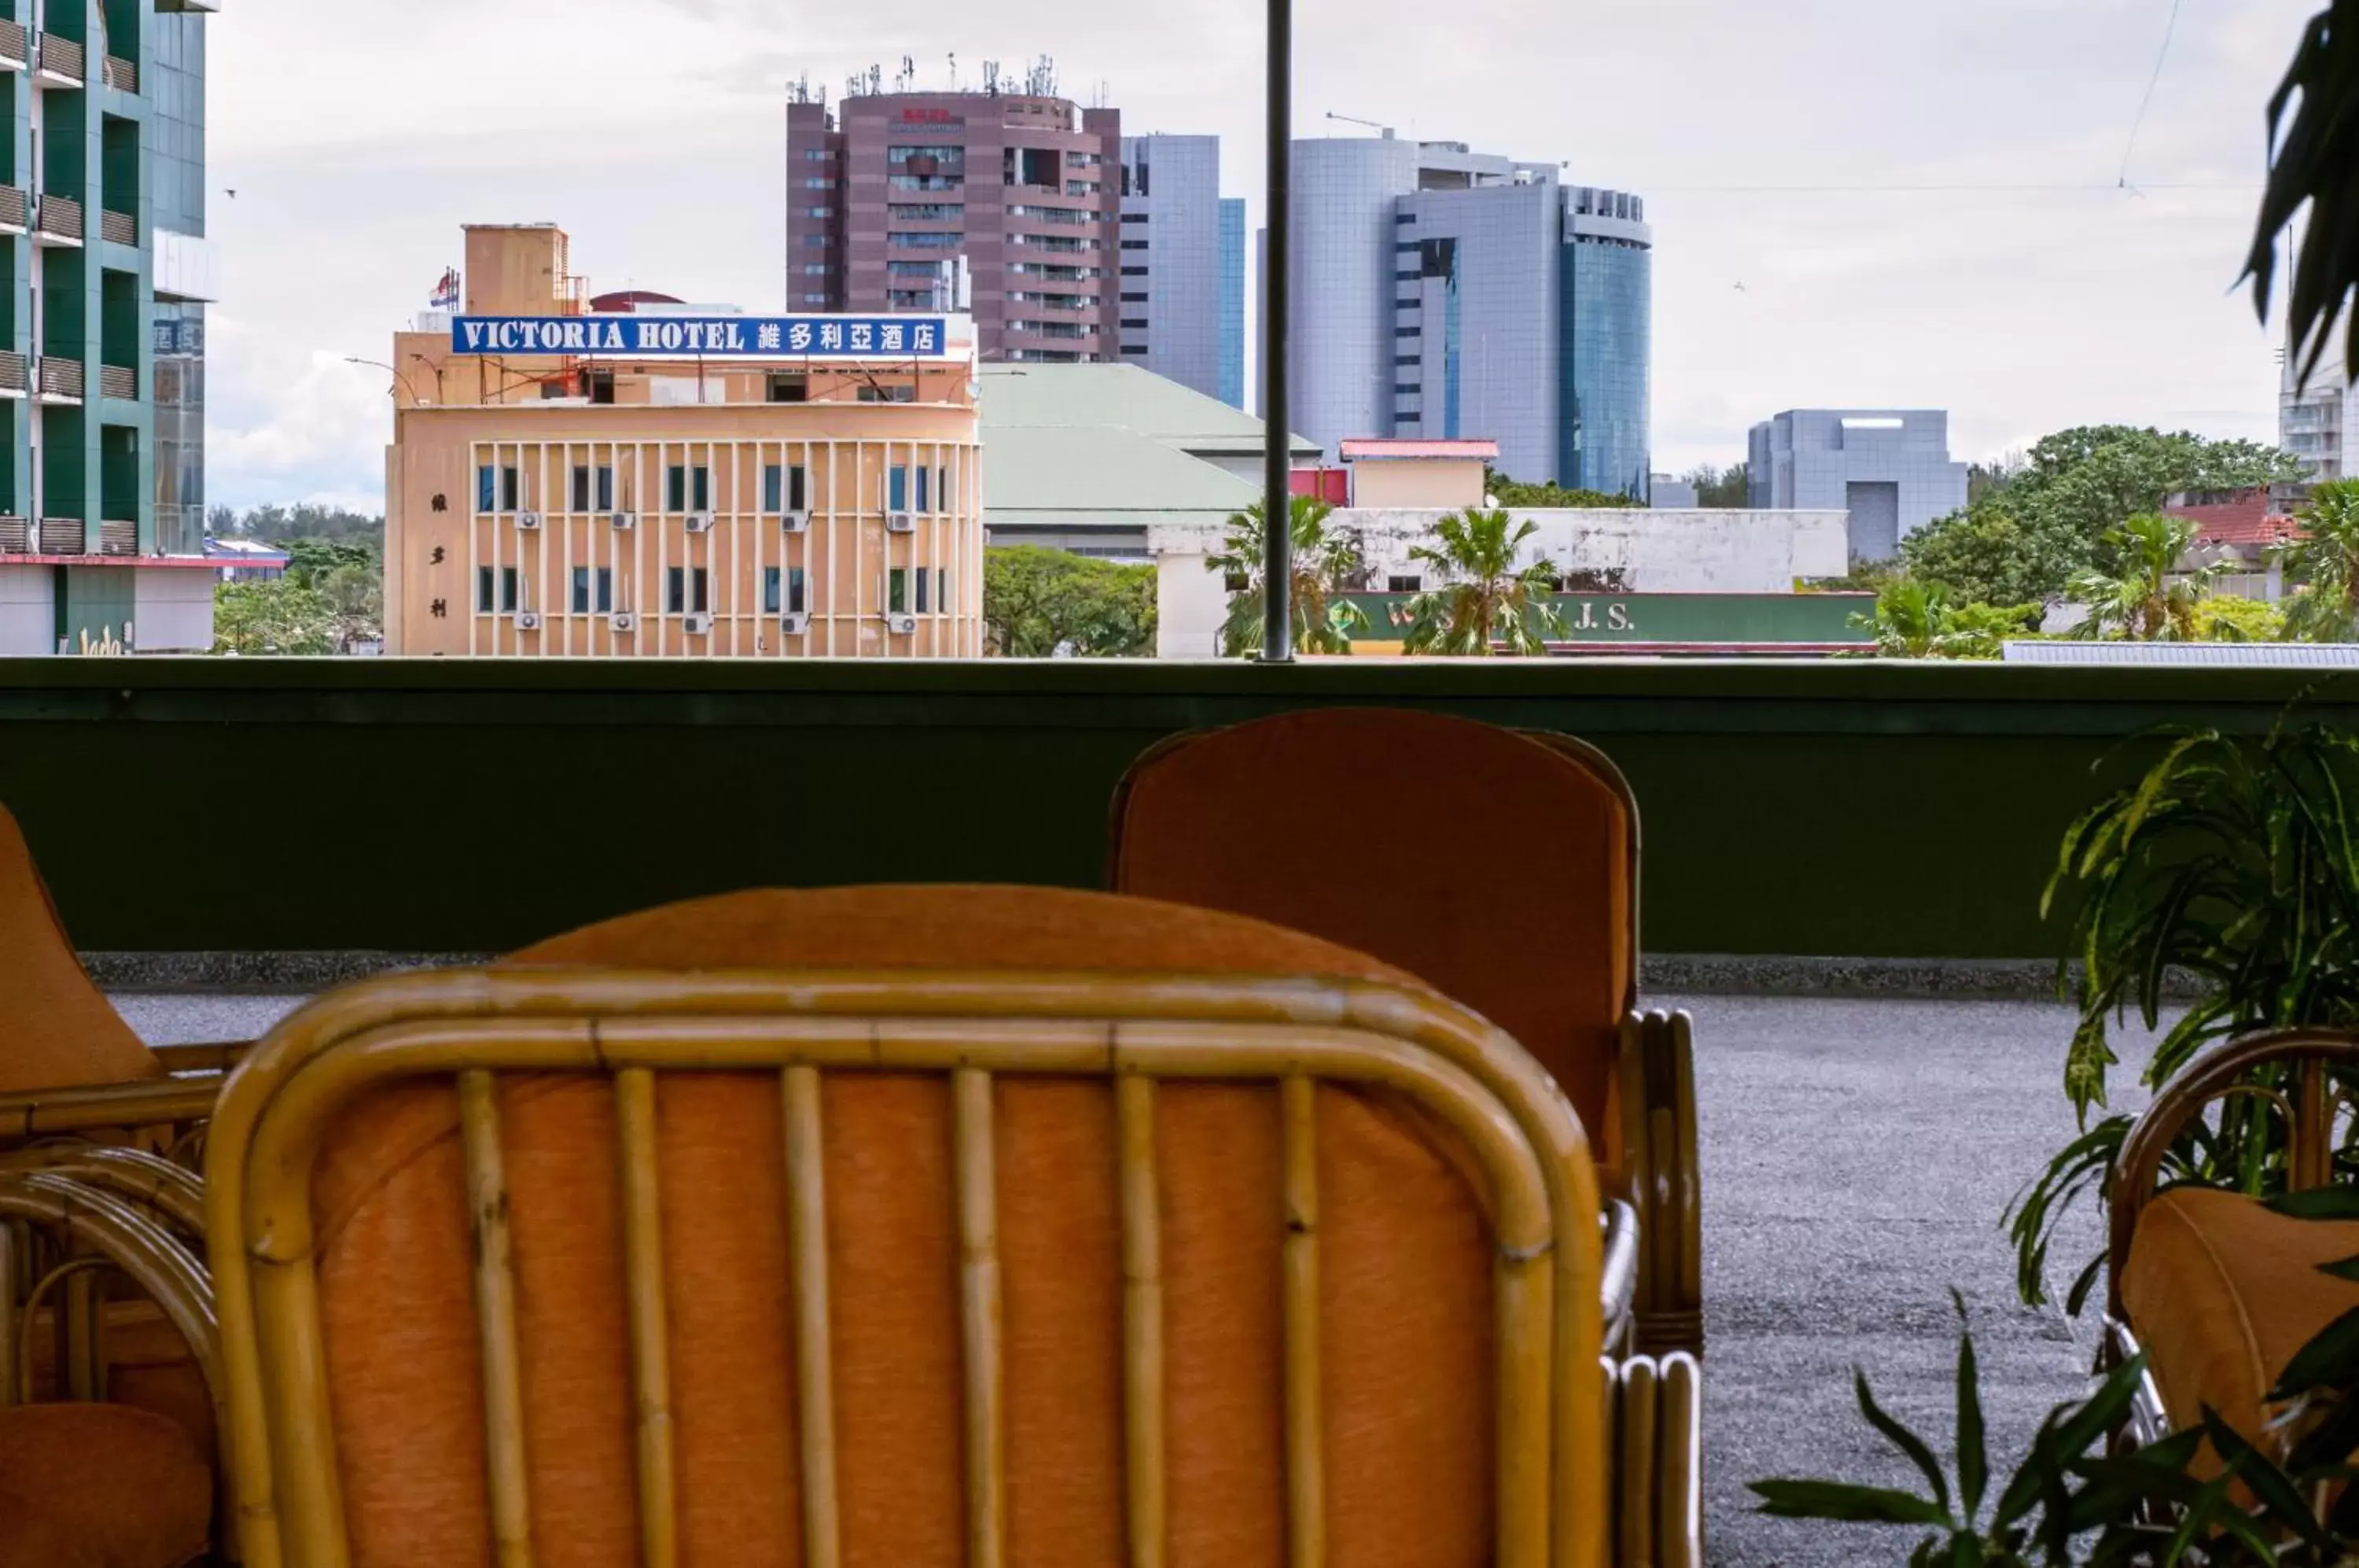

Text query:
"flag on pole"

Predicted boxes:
[[429, 267, 460, 310]]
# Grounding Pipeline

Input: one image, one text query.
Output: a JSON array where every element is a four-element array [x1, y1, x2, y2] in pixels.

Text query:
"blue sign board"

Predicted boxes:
[[450, 315, 951, 359]]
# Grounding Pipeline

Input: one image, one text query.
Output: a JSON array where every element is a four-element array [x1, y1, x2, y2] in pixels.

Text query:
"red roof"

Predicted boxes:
[[1338, 438, 1500, 461], [2161, 488, 2300, 548]]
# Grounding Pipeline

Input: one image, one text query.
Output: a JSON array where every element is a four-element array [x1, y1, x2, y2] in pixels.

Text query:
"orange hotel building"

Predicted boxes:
[[385, 224, 983, 657]]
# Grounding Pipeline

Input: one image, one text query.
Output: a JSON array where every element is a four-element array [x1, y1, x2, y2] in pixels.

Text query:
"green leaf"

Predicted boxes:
[[2198, 1408, 2330, 1550], [2270, 1302, 2359, 1399], [1952, 1291, 1988, 1524], [2265, 1187, 2359, 1220], [1750, 1479, 1952, 1526], [1855, 1367, 1952, 1514]]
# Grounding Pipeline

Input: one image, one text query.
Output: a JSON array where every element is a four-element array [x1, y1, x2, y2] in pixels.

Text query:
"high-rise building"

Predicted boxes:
[[1747, 410, 1969, 560], [787, 89, 1121, 366], [1114, 133, 1243, 407], [0, 0, 219, 656], [1270, 133, 1652, 496], [1217, 197, 1245, 409], [2281, 321, 2348, 481]]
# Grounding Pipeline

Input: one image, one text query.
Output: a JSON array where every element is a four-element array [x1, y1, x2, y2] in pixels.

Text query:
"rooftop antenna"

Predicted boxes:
[[1325, 111, 1394, 138], [896, 54, 915, 93], [948, 52, 958, 91], [982, 59, 999, 95]]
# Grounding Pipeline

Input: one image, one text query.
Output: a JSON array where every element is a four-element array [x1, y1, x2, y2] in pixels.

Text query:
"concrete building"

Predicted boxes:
[[0, 0, 220, 657], [979, 361, 1316, 557], [2281, 321, 2348, 480], [1338, 437, 1492, 510], [385, 224, 983, 659], [1115, 134, 1244, 407], [787, 89, 1120, 366], [1747, 409, 1968, 560], [1268, 132, 1651, 496], [1152, 503, 1848, 657]]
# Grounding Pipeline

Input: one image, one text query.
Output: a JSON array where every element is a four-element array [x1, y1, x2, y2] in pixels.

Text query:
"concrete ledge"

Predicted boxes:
[[86, 949, 2203, 1003]]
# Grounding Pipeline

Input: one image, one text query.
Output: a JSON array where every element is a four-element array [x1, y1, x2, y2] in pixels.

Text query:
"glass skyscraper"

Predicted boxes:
[[1217, 196, 1244, 409], [1559, 188, 1651, 499]]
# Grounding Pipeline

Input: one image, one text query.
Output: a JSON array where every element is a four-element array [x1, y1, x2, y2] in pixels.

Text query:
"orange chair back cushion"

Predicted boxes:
[[309, 887, 1504, 1568], [1111, 709, 1633, 1151], [0, 804, 160, 1092]]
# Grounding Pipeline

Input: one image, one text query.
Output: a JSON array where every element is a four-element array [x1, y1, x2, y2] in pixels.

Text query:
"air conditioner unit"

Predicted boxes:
[[609, 611, 637, 632], [607, 511, 636, 531], [885, 512, 917, 534], [684, 612, 713, 635], [780, 510, 810, 535], [685, 510, 716, 533], [778, 611, 809, 635], [516, 511, 543, 530], [515, 610, 542, 631], [886, 612, 918, 635]]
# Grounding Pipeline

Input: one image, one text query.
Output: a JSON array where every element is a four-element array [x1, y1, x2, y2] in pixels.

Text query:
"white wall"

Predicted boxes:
[[0, 565, 53, 656], [134, 569, 216, 652], [1148, 522, 1231, 658], [1342, 506, 1850, 593]]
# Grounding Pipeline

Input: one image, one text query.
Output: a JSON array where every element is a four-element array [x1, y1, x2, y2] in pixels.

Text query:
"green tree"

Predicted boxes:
[[1897, 502, 2069, 609], [1852, 580, 2034, 659], [1684, 461, 1749, 509], [222, 503, 385, 544], [981, 545, 1157, 657], [1401, 507, 1564, 656], [2194, 593, 2286, 642], [2067, 512, 2215, 641], [1481, 468, 1639, 509], [212, 577, 335, 656], [1208, 496, 1367, 657], [2279, 477, 2359, 641]]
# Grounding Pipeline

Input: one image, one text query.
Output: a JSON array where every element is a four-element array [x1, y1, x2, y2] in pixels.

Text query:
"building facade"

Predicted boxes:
[[1217, 196, 1244, 408], [1114, 133, 1240, 406], [2281, 321, 2348, 481], [387, 225, 983, 660], [787, 90, 1120, 366], [1272, 133, 1652, 496], [1747, 409, 1969, 561], [0, 0, 218, 657]]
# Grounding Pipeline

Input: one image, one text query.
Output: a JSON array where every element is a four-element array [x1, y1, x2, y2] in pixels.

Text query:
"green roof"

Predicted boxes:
[[979, 363, 1317, 455]]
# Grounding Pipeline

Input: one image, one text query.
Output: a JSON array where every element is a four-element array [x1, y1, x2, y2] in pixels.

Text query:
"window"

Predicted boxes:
[[764, 463, 807, 512], [1120, 240, 1149, 251], [803, 206, 835, 218], [916, 466, 932, 512], [937, 568, 948, 611], [1065, 180, 1095, 197], [858, 384, 917, 403], [570, 465, 614, 513], [665, 465, 711, 511], [1394, 270, 1420, 282], [1388, 576, 1422, 593], [1394, 326, 1422, 338], [587, 370, 615, 405], [803, 176, 831, 189], [800, 148, 832, 161], [1121, 292, 1149, 302], [665, 567, 710, 614], [886, 175, 962, 192], [916, 568, 930, 613], [888, 259, 949, 275], [763, 566, 782, 615], [767, 372, 808, 403], [800, 263, 828, 276], [1394, 212, 1416, 223], [693, 569, 708, 613], [889, 466, 908, 511], [1121, 318, 1149, 329], [475, 463, 519, 512], [1121, 212, 1150, 224], [1396, 240, 1422, 252], [789, 567, 807, 614], [889, 568, 909, 613], [1393, 382, 1419, 395], [1394, 355, 1419, 366], [801, 293, 829, 305], [477, 565, 494, 612], [886, 203, 964, 221], [570, 567, 613, 613], [1120, 344, 1149, 356], [1121, 266, 1148, 276], [889, 230, 962, 248]]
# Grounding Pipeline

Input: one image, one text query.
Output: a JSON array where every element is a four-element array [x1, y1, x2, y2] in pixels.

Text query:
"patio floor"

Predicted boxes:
[[113, 988, 2160, 1566]]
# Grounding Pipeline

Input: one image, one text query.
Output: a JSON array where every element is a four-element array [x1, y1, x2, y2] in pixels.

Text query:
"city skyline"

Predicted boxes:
[[202, 0, 2314, 513]]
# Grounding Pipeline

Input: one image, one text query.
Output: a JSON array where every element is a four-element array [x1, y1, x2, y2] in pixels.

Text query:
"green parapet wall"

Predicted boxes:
[[0, 659, 2339, 960], [1339, 591, 1874, 649]]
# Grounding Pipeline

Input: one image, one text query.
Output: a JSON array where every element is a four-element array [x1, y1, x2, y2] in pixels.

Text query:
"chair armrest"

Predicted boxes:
[[149, 1040, 253, 1077], [2108, 1026, 2359, 1320], [0, 1074, 227, 1145], [1600, 1197, 1640, 1344], [1618, 1008, 1703, 1356]]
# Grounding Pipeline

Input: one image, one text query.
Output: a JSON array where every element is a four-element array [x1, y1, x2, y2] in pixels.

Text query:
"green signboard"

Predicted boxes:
[[1339, 592, 1873, 649]]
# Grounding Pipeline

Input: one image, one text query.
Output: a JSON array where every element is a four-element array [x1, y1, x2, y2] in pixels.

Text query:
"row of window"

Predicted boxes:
[[888, 203, 962, 221], [1007, 204, 1095, 225], [887, 175, 962, 192], [477, 564, 950, 617], [1010, 262, 1102, 280], [477, 462, 952, 514], [1010, 233, 1099, 252], [890, 231, 961, 248]]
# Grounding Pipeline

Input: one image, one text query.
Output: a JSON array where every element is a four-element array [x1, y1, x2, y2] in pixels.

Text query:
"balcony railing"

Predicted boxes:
[[0, 517, 25, 554], [35, 193, 81, 243], [0, 187, 28, 233], [38, 516, 83, 554], [38, 355, 83, 399], [0, 20, 26, 68], [98, 207, 131, 245], [101, 53, 133, 91], [98, 362, 133, 399], [98, 517, 135, 555], [34, 32, 80, 81], [0, 352, 28, 396]]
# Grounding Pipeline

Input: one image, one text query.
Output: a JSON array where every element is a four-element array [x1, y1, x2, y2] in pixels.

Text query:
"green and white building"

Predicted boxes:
[[0, 0, 215, 655]]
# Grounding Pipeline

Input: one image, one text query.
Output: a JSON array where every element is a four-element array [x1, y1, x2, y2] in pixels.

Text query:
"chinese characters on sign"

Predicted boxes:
[[449, 315, 953, 359]]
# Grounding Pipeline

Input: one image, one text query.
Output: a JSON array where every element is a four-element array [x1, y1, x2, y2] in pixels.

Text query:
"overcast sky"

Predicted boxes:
[[208, 0, 2320, 512]]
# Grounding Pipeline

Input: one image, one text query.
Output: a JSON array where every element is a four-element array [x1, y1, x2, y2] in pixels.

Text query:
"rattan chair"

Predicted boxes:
[[1109, 708, 1702, 1356], [190, 885, 1698, 1568], [0, 801, 243, 1156], [2107, 1028, 2359, 1463]]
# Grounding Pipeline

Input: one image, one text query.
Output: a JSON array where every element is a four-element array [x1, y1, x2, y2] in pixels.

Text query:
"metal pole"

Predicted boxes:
[[1258, 0, 1294, 662]]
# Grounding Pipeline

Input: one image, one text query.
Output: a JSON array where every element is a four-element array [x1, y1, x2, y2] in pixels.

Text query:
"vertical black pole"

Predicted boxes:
[[1259, 0, 1294, 663]]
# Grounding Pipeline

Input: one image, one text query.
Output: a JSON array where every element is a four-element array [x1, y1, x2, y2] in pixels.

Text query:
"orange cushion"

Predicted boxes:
[[0, 1401, 211, 1568], [1111, 709, 1634, 1155], [2122, 1187, 2359, 1452], [26, 1302, 216, 1468], [0, 803, 160, 1092], [311, 886, 1502, 1568]]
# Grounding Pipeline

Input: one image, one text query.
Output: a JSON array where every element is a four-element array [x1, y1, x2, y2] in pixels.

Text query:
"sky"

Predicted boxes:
[[205, 0, 2322, 512]]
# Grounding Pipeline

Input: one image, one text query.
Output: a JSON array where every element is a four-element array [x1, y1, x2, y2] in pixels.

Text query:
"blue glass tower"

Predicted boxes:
[[1216, 196, 1244, 409], [1558, 187, 1651, 500]]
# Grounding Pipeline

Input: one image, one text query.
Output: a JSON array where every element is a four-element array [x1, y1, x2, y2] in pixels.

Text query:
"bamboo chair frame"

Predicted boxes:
[[201, 963, 1702, 1568], [0, 1042, 252, 1166], [1106, 720, 1705, 1357], [2103, 1027, 2359, 1443]]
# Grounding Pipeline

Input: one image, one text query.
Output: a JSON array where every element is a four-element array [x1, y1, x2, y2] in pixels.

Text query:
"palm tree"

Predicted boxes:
[[1850, 579, 2035, 659], [1207, 496, 1367, 657], [2068, 512, 2214, 641], [1400, 507, 1564, 656], [2280, 477, 2359, 641]]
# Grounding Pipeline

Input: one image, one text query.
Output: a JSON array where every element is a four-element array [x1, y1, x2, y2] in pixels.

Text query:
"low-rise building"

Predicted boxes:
[[1748, 409, 1968, 560], [1338, 438, 1493, 510], [2162, 484, 2305, 601], [384, 223, 982, 658]]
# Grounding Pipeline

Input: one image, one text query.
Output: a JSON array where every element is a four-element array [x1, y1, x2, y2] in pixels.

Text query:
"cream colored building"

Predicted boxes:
[[385, 224, 983, 658]]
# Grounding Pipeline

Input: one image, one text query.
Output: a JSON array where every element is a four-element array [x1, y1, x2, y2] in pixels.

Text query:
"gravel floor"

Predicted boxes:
[[112, 987, 2164, 1566]]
